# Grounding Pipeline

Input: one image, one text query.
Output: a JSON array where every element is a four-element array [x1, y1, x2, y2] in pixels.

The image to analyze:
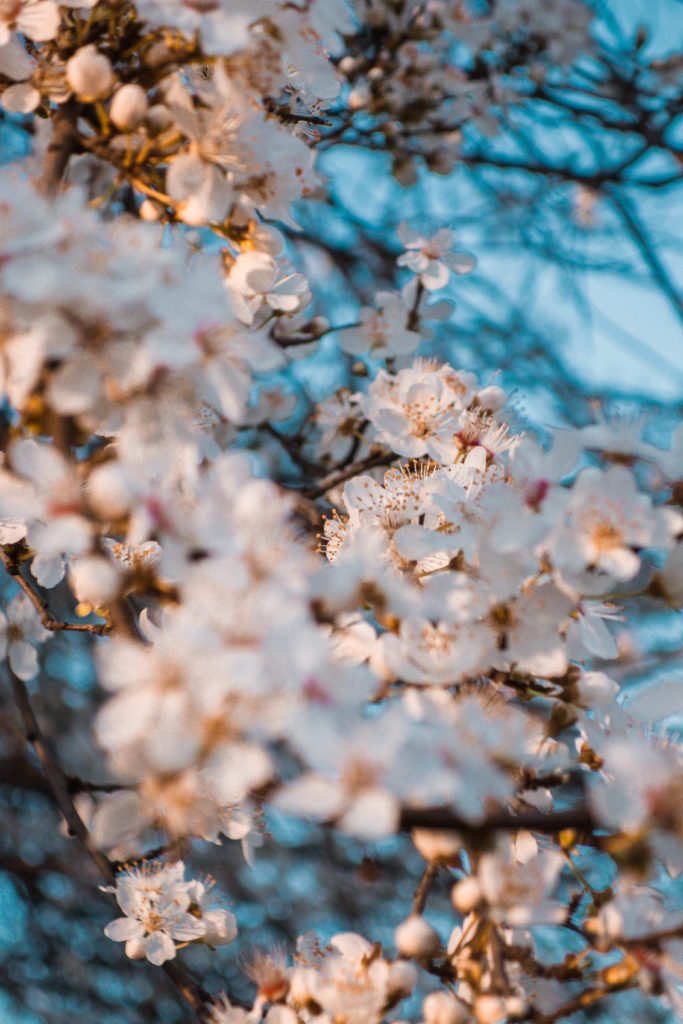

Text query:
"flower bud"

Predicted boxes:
[[349, 84, 371, 110], [140, 198, 165, 222], [602, 959, 637, 986], [69, 555, 122, 608], [423, 991, 468, 1024], [146, 103, 173, 134], [575, 671, 619, 708], [412, 828, 461, 863], [110, 83, 148, 131], [394, 916, 441, 959], [67, 45, 115, 101], [474, 995, 506, 1024], [86, 461, 132, 519], [338, 56, 358, 75], [476, 385, 506, 412], [504, 995, 526, 1018], [387, 960, 418, 999], [451, 876, 482, 913]]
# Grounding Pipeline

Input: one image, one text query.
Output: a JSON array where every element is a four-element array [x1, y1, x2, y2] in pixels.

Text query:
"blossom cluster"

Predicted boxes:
[[104, 861, 236, 965], [1, 169, 682, 1021], [0, 0, 348, 229]]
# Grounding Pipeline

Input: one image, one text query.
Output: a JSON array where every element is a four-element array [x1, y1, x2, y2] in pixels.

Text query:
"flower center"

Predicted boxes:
[[590, 520, 622, 552]]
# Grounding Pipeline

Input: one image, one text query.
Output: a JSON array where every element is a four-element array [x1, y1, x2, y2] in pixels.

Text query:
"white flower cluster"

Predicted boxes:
[[0, 0, 350, 230], [104, 861, 236, 965], [90, 452, 346, 845], [205, 932, 417, 1024], [0, 171, 308, 589]]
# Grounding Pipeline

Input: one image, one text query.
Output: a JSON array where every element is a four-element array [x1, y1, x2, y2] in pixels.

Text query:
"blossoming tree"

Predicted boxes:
[[1, 2, 682, 1023]]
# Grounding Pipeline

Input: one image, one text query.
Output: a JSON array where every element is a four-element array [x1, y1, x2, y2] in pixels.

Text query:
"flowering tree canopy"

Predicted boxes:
[[1, 2, 682, 1023]]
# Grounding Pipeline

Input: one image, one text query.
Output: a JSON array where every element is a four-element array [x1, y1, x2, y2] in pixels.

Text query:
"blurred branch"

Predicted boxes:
[[400, 803, 595, 836], [7, 665, 115, 885], [411, 862, 439, 916], [607, 186, 683, 324], [6, 664, 214, 1020], [39, 102, 79, 197], [525, 981, 637, 1023]]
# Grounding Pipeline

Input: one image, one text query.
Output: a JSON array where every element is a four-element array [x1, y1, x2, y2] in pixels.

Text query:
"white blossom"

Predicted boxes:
[[103, 862, 210, 965]]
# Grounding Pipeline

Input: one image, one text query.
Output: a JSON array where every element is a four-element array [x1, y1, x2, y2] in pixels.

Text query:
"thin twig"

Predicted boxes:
[[8, 667, 115, 884], [411, 861, 439, 915], [6, 665, 213, 1018], [65, 775, 133, 795], [0, 545, 110, 636], [407, 280, 425, 332], [301, 448, 395, 499], [264, 424, 323, 475], [489, 927, 513, 996], [607, 186, 683, 324], [526, 981, 637, 1023]]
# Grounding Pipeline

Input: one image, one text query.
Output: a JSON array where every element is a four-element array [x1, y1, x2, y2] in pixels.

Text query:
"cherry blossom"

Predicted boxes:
[[548, 464, 676, 584], [336, 291, 420, 358], [289, 931, 417, 1024], [103, 861, 228, 965], [0, 592, 49, 680], [397, 223, 476, 291]]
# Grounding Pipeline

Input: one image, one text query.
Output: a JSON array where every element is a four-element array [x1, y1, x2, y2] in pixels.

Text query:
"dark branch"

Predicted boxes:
[[301, 448, 395, 499], [38, 102, 80, 197], [400, 803, 595, 836], [6, 665, 214, 1018], [411, 862, 439, 916], [607, 186, 683, 324]]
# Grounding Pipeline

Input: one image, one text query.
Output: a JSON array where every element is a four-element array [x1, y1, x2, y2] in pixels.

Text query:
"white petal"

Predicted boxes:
[[91, 790, 149, 849], [31, 551, 65, 588], [338, 787, 399, 839], [47, 352, 101, 415], [169, 914, 206, 942], [143, 930, 177, 965], [105, 917, 144, 942], [419, 262, 450, 291], [8, 640, 39, 681], [0, 36, 34, 80], [625, 680, 683, 723], [18, 2, 60, 42], [444, 251, 476, 274], [273, 774, 345, 821], [1, 82, 40, 113]]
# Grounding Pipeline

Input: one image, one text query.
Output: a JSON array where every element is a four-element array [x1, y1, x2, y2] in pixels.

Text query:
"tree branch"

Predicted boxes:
[[0, 544, 111, 635], [400, 803, 595, 836], [607, 186, 683, 324], [301, 448, 395, 499], [527, 981, 637, 1023], [38, 102, 80, 197], [411, 862, 439, 916], [6, 664, 213, 1019], [7, 666, 115, 885]]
